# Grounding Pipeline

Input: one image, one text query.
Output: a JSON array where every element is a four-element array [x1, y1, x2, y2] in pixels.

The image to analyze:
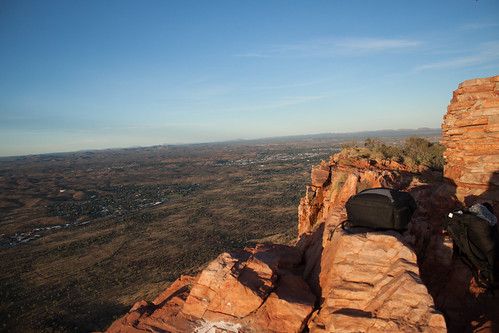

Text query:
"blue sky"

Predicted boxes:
[[1, 1, 498, 156]]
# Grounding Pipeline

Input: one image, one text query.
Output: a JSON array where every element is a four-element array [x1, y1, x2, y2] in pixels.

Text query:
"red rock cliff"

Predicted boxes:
[[105, 76, 498, 333], [441, 75, 499, 213]]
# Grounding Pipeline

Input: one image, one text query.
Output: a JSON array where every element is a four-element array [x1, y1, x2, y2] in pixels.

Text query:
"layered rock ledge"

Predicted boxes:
[[107, 244, 316, 333], [441, 75, 499, 212]]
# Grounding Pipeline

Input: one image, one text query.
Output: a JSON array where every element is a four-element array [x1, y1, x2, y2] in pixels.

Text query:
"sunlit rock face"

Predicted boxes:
[[105, 77, 499, 333], [296, 157, 449, 332], [298, 155, 419, 237], [441, 75, 499, 212], [106, 244, 316, 333], [303, 207, 447, 333]]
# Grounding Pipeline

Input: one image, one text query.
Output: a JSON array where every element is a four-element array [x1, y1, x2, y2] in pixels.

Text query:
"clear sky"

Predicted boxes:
[[1, 1, 498, 156]]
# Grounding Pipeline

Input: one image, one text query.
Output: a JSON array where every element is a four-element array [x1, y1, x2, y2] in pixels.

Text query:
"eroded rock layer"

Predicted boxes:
[[106, 244, 316, 333], [297, 157, 451, 332], [441, 75, 499, 211], [306, 209, 446, 332]]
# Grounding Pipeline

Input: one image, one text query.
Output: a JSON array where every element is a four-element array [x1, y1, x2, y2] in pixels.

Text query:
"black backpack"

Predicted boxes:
[[345, 188, 417, 231], [445, 211, 499, 289]]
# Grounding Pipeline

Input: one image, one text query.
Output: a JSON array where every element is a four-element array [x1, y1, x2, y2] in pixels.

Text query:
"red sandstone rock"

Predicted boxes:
[[297, 161, 418, 239], [254, 273, 316, 332], [454, 117, 489, 127], [106, 76, 499, 333], [105, 244, 314, 333], [447, 100, 477, 112], [459, 76, 499, 87], [482, 98, 499, 108], [308, 209, 446, 332], [454, 83, 496, 95], [441, 75, 499, 210], [311, 161, 330, 187], [152, 275, 195, 306], [106, 276, 196, 333]]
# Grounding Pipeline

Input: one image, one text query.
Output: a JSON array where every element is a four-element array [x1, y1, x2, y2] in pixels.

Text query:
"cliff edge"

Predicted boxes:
[[105, 75, 499, 333]]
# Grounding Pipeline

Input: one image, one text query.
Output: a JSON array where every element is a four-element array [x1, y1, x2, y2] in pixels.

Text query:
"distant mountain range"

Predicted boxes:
[[217, 128, 442, 144], [0, 128, 442, 160]]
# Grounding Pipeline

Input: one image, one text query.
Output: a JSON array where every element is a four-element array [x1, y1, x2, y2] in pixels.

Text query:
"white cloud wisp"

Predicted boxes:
[[237, 37, 423, 58]]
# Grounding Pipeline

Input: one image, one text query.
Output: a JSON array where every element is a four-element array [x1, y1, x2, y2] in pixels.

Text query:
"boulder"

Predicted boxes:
[[105, 244, 315, 333], [307, 210, 446, 332], [311, 161, 330, 187]]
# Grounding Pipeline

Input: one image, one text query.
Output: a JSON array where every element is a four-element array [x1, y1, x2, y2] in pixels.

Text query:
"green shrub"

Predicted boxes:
[[403, 136, 445, 170], [340, 141, 359, 150], [340, 136, 445, 171], [363, 138, 403, 162]]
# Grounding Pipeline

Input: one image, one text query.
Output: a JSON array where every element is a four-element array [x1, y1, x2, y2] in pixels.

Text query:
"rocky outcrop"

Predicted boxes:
[[298, 154, 420, 236], [295, 75, 499, 333], [441, 75, 499, 212], [106, 244, 316, 333], [105, 76, 499, 333], [106, 275, 196, 333], [296, 149, 499, 332], [306, 209, 446, 332], [296, 155, 450, 332], [106, 156, 449, 333]]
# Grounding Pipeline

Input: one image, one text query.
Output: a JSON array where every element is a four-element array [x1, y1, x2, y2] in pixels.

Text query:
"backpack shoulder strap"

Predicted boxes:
[[327, 220, 348, 241]]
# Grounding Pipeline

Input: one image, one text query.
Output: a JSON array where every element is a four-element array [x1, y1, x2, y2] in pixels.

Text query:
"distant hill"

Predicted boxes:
[[192, 128, 442, 146], [0, 128, 442, 160]]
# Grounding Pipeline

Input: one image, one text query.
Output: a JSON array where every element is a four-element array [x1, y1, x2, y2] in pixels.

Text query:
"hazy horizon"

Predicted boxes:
[[1, 1, 498, 156], [0, 127, 442, 159]]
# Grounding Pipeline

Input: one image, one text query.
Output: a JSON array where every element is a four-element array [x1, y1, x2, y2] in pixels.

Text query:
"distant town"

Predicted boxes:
[[1, 183, 200, 246], [218, 148, 340, 166]]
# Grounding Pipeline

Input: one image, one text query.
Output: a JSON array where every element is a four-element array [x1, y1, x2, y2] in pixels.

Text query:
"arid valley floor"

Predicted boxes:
[[0, 130, 441, 332]]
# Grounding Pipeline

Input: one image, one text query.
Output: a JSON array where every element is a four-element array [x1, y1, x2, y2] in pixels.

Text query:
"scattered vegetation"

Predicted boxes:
[[0, 131, 442, 332], [341, 136, 445, 171], [402, 136, 445, 170], [0, 140, 335, 332], [331, 172, 348, 193]]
